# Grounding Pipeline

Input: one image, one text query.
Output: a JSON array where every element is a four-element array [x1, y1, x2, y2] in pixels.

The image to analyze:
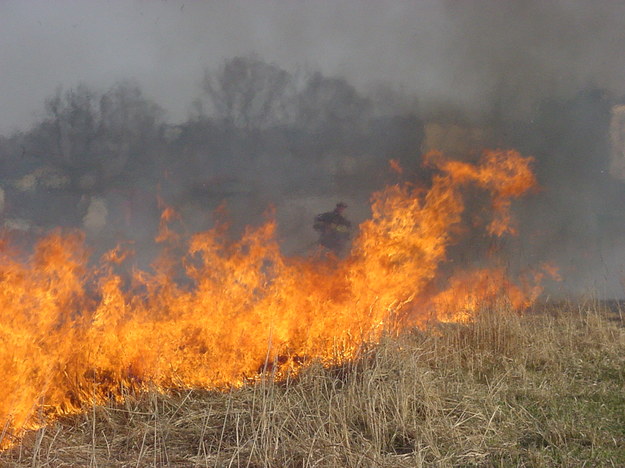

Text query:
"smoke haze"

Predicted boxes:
[[2, 1, 625, 297], [3, 1, 625, 132]]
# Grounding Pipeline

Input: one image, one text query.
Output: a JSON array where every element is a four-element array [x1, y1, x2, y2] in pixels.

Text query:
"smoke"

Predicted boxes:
[[427, 0, 625, 298], [1, 1, 625, 297], [4, 1, 625, 132], [436, 1, 625, 116]]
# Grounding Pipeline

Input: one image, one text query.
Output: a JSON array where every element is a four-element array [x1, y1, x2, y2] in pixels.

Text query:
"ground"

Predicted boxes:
[[2, 301, 624, 467]]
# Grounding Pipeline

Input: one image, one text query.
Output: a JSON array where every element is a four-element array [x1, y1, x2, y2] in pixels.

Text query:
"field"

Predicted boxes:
[[1, 301, 623, 467]]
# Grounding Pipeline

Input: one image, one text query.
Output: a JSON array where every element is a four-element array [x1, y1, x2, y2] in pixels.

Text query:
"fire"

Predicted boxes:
[[0, 149, 543, 448]]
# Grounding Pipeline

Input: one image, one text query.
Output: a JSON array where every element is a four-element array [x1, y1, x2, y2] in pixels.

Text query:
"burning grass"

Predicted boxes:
[[1, 148, 613, 465], [1, 149, 548, 446], [2, 303, 623, 467]]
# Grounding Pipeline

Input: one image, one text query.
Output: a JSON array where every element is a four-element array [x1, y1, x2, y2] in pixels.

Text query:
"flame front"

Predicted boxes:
[[0, 149, 542, 447]]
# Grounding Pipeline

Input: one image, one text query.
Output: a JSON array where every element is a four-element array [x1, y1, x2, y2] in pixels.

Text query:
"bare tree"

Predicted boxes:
[[97, 81, 163, 179], [32, 82, 163, 191], [202, 56, 293, 129], [296, 72, 371, 134], [44, 84, 98, 165]]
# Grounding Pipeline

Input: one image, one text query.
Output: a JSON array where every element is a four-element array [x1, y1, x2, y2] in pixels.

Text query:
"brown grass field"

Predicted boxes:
[[1, 301, 624, 467]]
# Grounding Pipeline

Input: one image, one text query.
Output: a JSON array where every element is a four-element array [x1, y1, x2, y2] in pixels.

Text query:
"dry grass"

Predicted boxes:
[[2, 302, 624, 467]]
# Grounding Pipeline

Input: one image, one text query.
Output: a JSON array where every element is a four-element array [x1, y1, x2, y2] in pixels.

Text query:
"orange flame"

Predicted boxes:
[[0, 149, 542, 448], [389, 158, 403, 175]]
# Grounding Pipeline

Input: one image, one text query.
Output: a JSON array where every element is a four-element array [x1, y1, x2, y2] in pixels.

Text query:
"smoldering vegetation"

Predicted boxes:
[[0, 55, 624, 296]]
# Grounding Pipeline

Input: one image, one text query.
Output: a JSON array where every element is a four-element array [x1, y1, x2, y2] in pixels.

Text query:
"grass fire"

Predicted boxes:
[[3, 3, 625, 464], [0, 149, 547, 450]]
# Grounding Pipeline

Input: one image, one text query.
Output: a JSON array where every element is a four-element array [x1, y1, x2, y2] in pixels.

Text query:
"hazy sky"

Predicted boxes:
[[2, 0, 625, 134]]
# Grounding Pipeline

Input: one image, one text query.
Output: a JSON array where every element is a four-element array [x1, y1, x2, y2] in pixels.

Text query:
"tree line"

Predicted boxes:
[[0, 56, 423, 245]]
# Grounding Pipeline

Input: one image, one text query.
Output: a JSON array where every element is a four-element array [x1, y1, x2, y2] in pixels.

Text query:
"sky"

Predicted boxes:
[[2, 0, 625, 134]]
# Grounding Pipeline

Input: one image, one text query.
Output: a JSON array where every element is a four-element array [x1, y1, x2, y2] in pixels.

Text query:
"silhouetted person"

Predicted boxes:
[[313, 202, 352, 255]]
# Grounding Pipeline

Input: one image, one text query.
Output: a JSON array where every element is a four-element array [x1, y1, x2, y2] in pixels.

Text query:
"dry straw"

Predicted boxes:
[[2, 301, 624, 467]]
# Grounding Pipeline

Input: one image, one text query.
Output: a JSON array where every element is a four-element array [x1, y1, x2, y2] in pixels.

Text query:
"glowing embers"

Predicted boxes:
[[0, 149, 544, 449]]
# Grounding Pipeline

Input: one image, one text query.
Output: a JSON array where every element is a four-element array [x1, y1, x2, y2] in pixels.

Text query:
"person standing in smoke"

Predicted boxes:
[[313, 202, 352, 255]]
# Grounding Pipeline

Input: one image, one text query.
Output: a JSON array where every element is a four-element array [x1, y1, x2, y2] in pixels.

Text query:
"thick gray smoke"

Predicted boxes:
[[437, 1, 625, 117], [1, 1, 625, 298], [4, 1, 625, 133], [438, 0, 625, 298]]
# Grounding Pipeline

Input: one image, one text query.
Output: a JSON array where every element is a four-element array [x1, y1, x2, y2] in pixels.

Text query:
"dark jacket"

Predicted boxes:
[[313, 209, 351, 253]]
